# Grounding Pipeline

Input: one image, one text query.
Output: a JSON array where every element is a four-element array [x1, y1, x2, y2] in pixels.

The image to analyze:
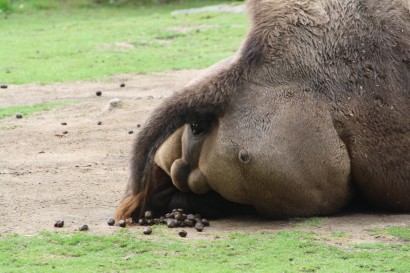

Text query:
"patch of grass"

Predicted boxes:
[[368, 226, 410, 241], [0, 1, 248, 84], [0, 101, 74, 119], [0, 0, 11, 12], [0, 229, 408, 272], [7, 0, 244, 11], [386, 226, 410, 241]]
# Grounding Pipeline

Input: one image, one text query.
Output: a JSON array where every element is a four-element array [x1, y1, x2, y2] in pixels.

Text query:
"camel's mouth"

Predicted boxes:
[[154, 114, 218, 194], [147, 162, 255, 219], [169, 158, 211, 194]]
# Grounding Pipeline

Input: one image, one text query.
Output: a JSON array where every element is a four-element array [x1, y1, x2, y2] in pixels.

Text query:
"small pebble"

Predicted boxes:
[[174, 212, 185, 221], [143, 226, 152, 235], [120, 83, 126, 88], [79, 224, 89, 231], [166, 219, 177, 228], [61, 122, 67, 126], [202, 219, 210, 227], [15, 113, 23, 119], [138, 218, 147, 226], [195, 222, 204, 232], [107, 98, 122, 108], [165, 213, 173, 218], [97, 121, 102, 125], [107, 218, 115, 226], [184, 219, 194, 227], [147, 219, 154, 226], [137, 124, 141, 128], [54, 220, 64, 228], [118, 219, 126, 228], [178, 230, 187, 238], [186, 214, 195, 221], [96, 91, 102, 96], [144, 210, 153, 219], [128, 130, 134, 134], [0, 84, 8, 89], [62, 131, 68, 135]]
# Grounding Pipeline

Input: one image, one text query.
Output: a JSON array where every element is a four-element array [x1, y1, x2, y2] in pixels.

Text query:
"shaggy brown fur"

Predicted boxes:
[[116, 0, 410, 220]]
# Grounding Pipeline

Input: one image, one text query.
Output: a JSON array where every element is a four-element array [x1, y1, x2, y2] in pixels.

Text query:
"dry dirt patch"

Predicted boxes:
[[0, 70, 199, 235], [0, 70, 409, 241]]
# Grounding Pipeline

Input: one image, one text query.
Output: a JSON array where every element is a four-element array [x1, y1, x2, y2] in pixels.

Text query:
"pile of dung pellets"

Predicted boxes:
[[107, 208, 210, 237]]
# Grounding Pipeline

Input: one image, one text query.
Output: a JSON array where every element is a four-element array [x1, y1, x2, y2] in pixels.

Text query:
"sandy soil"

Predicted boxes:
[[0, 70, 409, 242]]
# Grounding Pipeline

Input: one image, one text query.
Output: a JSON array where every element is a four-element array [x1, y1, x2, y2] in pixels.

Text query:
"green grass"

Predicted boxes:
[[386, 226, 410, 240], [0, 101, 74, 119], [0, 0, 11, 12], [0, 1, 248, 84], [368, 226, 410, 241], [0, 228, 409, 273]]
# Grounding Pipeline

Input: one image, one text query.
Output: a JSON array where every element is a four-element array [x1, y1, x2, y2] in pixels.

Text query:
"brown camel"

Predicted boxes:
[[116, 0, 410, 220]]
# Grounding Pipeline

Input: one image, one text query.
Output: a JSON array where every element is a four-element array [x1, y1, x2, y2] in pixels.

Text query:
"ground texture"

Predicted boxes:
[[0, 70, 409, 242]]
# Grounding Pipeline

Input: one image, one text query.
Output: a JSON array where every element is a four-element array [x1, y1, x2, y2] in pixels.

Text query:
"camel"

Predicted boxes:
[[116, 0, 410, 220]]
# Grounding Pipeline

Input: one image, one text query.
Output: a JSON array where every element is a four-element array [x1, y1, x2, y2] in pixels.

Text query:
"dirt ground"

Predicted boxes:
[[0, 70, 409, 242]]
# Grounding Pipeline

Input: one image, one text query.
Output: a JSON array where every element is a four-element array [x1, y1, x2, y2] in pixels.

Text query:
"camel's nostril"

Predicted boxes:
[[238, 149, 251, 164]]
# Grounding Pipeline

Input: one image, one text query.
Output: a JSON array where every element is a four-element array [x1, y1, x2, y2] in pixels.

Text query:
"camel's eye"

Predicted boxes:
[[190, 123, 201, 135], [190, 119, 212, 136]]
